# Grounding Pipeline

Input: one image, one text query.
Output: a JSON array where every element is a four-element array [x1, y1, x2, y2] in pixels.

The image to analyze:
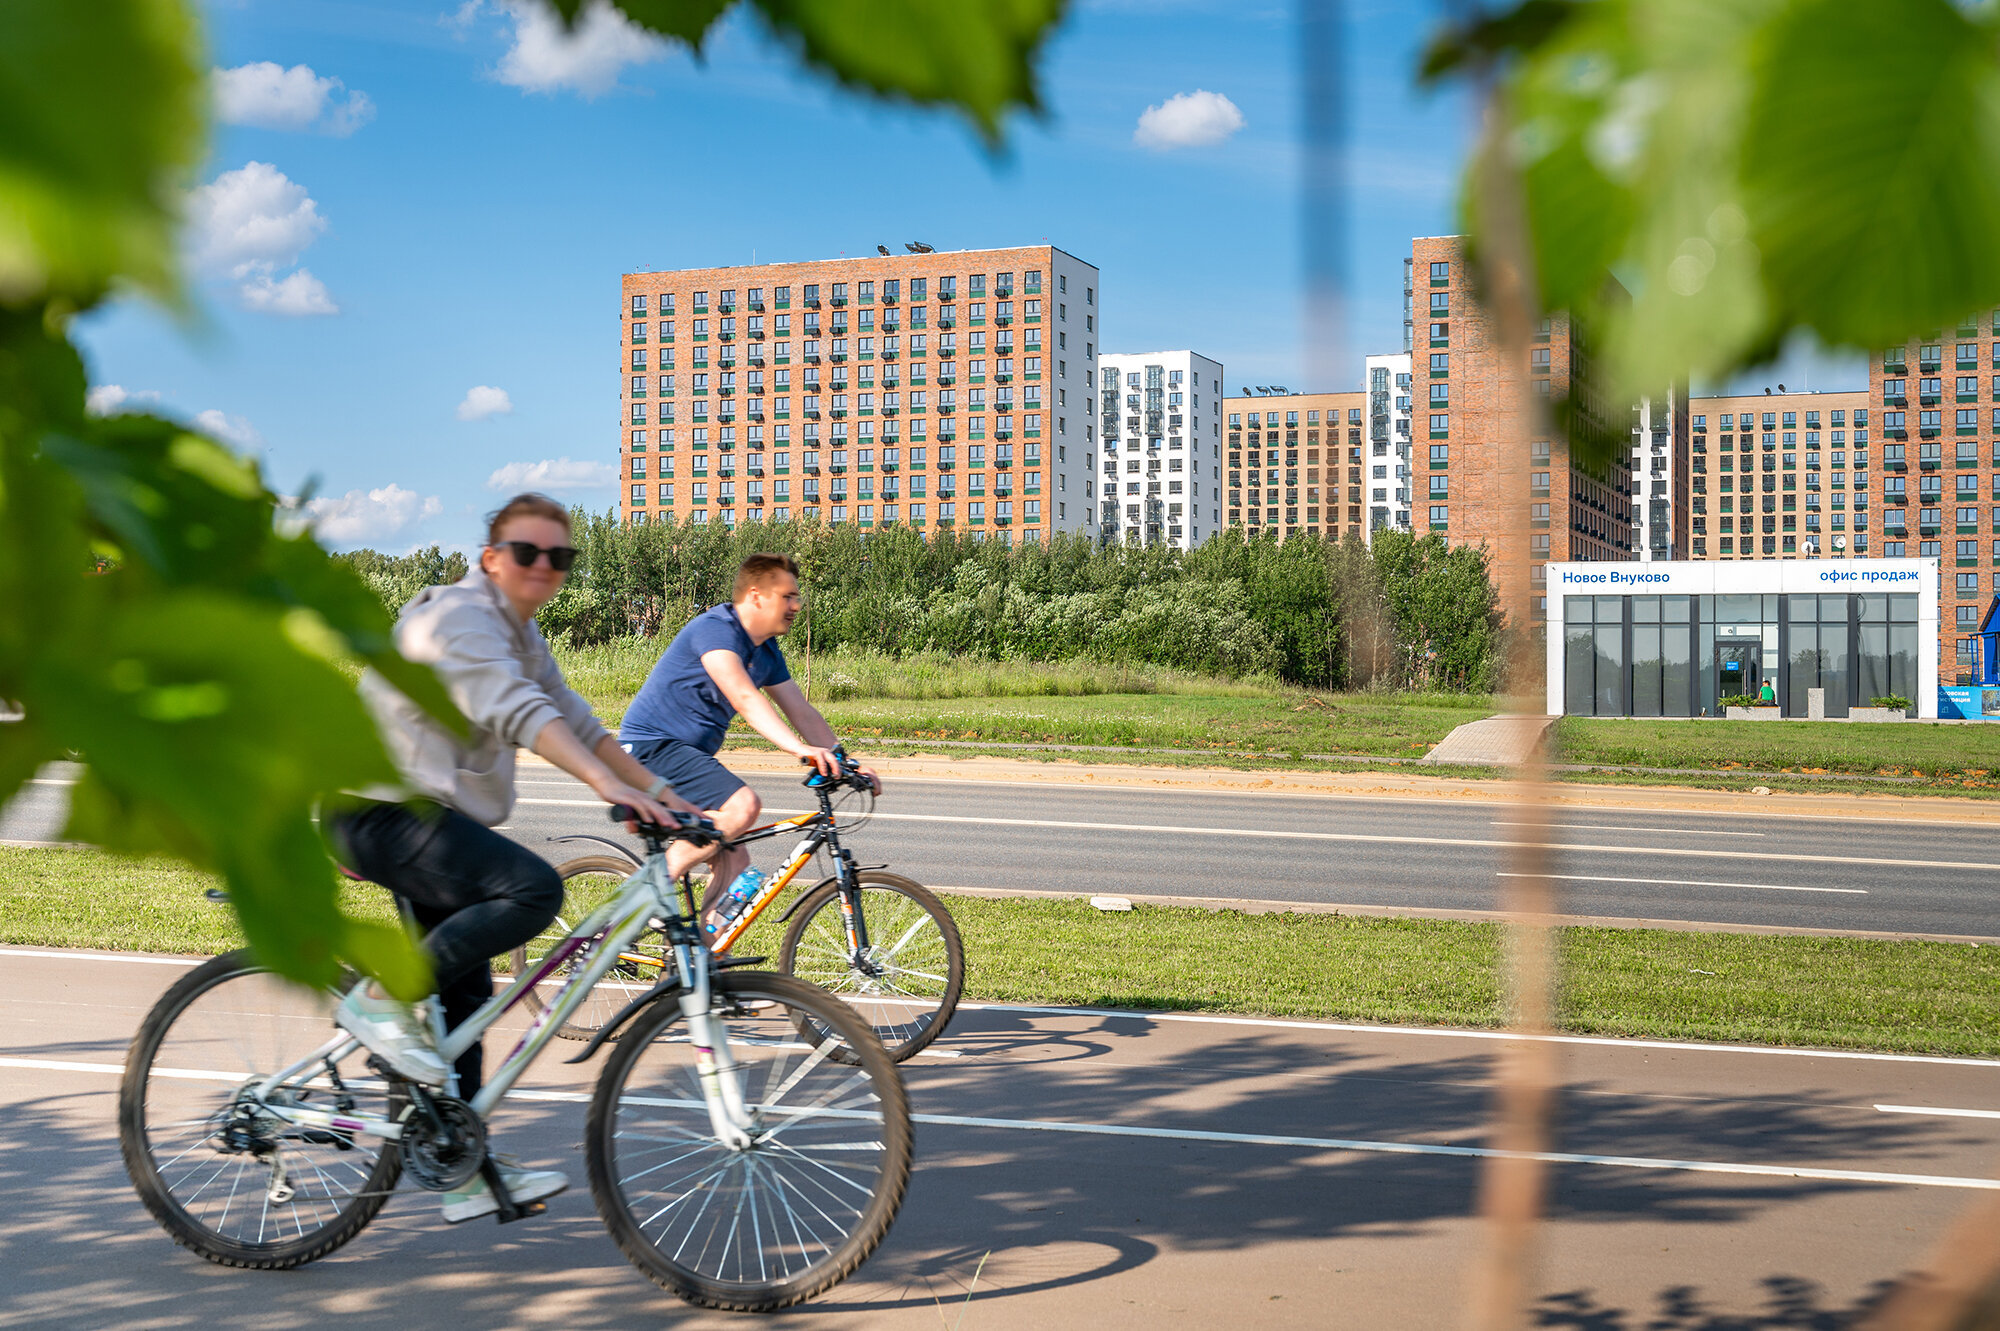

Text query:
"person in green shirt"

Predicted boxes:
[[1758, 679, 1777, 705]]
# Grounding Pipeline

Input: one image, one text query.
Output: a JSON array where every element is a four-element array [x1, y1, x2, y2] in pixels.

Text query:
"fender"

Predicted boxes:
[[771, 866, 889, 923], [559, 954, 770, 1063]]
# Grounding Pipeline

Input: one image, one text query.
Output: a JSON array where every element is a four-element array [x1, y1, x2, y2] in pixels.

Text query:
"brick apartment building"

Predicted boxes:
[[1874, 325, 2000, 677], [617, 245, 1102, 544], [1409, 236, 1634, 627], [1685, 390, 1871, 563], [1222, 390, 1368, 540]]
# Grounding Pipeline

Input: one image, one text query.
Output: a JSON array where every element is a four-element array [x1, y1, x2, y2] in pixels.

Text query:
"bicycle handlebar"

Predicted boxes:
[[801, 744, 873, 793], [606, 805, 725, 847]]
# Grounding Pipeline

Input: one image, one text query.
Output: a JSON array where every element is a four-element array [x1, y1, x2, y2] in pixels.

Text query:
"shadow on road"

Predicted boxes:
[[1533, 1275, 1897, 1328], [1, 996, 1974, 1326]]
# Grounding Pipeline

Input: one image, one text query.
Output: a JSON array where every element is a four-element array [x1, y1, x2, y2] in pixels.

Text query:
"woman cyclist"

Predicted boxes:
[[327, 493, 701, 1222]]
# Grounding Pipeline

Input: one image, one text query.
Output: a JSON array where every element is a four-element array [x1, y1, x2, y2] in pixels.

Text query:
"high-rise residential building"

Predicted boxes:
[[1630, 384, 1691, 561], [1364, 352, 1415, 536], [1222, 390, 1367, 540], [1685, 390, 1870, 563], [1096, 350, 1224, 547], [617, 245, 1100, 545], [1875, 323, 2000, 678], [1410, 236, 1634, 626]]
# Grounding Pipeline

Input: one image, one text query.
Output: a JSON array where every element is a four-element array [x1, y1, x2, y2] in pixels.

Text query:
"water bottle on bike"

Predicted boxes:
[[706, 867, 767, 937]]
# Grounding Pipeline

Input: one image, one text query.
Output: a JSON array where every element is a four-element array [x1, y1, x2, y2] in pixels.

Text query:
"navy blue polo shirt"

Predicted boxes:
[[620, 603, 792, 754]]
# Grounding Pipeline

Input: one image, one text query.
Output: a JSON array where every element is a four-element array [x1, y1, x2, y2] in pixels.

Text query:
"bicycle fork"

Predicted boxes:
[[673, 944, 756, 1150]]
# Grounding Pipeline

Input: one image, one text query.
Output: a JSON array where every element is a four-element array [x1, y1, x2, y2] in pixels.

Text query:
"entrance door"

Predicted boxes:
[[1718, 641, 1760, 700]]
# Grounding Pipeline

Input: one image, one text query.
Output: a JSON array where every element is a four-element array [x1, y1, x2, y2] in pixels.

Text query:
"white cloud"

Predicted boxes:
[[239, 267, 338, 316], [304, 484, 444, 547], [486, 457, 616, 491], [492, 0, 665, 98], [188, 162, 327, 276], [456, 385, 514, 421], [213, 62, 375, 135], [1134, 89, 1246, 150], [186, 161, 339, 315], [86, 384, 161, 416], [193, 408, 265, 452]]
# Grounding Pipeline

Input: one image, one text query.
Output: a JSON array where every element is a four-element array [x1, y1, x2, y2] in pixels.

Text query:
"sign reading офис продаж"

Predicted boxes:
[[1543, 558, 1940, 720]]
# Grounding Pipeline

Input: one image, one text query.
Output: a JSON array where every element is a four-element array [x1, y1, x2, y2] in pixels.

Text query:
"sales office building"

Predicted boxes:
[[1546, 559, 1940, 719]]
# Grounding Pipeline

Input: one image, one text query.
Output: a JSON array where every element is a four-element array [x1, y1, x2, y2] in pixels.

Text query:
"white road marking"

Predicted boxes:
[[7, 947, 1998, 1068], [1876, 1104, 2000, 1120], [1497, 872, 1866, 896], [1492, 822, 1765, 838], [25, 778, 76, 787], [513, 800, 2000, 874], [11, 1056, 1992, 1191], [0, 948, 202, 966]]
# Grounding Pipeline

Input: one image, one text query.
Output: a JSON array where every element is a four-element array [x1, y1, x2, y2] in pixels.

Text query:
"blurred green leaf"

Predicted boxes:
[[1420, 0, 1583, 83], [42, 593, 408, 987], [0, 0, 204, 306], [591, 0, 733, 46], [1742, 0, 2000, 347]]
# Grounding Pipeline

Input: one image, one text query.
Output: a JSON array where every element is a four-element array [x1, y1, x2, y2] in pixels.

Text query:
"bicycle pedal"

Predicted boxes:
[[495, 1200, 546, 1225]]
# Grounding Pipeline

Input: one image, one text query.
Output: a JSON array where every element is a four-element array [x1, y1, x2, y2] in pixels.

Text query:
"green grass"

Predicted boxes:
[[808, 690, 1493, 759], [9, 846, 1997, 1057], [548, 638, 1496, 761], [1555, 716, 2000, 791]]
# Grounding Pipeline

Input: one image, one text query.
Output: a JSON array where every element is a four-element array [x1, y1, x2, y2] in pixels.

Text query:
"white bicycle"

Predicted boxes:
[[118, 807, 912, 1312]]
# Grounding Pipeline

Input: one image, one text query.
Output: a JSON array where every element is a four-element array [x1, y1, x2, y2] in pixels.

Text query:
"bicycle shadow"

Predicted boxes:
[[1532, 1275, 1899, 1328]]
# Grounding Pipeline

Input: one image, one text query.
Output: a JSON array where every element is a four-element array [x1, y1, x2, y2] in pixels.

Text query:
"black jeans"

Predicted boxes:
[[328, 800, 562, 1096]]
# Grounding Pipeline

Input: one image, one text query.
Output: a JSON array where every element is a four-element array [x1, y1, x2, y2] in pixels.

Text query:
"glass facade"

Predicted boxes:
[[1562, 592, 1918, 716]]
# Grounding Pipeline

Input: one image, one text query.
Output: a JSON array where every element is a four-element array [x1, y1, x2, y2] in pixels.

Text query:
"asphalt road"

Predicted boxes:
[[6, 945, 1999, 1328], [7, 761, 2000, 938]]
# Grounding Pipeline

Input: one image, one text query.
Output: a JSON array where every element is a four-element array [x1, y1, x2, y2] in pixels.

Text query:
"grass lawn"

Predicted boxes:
[[808, 691, 1492, 759], [10, 846, 1997, 1057], [1555, 716, 2000, 790]]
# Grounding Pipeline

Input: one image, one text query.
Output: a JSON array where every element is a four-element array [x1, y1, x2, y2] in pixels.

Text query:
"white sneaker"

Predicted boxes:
[[334, 983, 450, 1087], [441, 1156, 569, 1223]]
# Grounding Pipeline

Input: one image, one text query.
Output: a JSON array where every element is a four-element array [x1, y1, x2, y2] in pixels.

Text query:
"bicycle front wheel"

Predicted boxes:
[[586, 970, 912, 1311], [118, 951, 404, 1269], [778, 872, 965, 1062], [512, 854, 665, 1041]]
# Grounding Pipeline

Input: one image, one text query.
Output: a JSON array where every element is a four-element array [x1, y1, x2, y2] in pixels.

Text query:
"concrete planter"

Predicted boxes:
[[1849, 707, 1907, 723], [1724, 706, 1782, 720]]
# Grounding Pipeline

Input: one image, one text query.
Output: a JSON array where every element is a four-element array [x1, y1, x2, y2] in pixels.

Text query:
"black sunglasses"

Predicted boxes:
[[495, 540, 578, 572]]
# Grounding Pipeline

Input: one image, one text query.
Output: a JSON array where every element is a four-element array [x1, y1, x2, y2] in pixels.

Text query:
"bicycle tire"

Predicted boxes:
[[778, 871, 965, 1063], [512, 854, 663, 1041], [119, 951, 404, 1269], [586, 970, 912, 1311]]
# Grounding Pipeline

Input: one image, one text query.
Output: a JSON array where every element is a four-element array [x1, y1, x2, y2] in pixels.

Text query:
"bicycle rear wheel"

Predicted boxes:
[[512, 854, 665, 1040], [778, 872, 964, 1062], [586, 970, 912, 1311], [119, 951, 404, 1269]]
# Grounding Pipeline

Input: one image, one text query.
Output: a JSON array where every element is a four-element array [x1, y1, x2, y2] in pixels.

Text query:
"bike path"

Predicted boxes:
[[3, 945, 1996, 1328]]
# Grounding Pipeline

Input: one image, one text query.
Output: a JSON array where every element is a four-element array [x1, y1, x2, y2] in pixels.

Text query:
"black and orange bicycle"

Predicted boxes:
[[515, 747, 964, 1062]]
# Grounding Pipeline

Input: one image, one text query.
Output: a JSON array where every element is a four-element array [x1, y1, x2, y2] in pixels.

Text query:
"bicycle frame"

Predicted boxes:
[[707, 810, 868, 956], [250, 849, 747, 1144]]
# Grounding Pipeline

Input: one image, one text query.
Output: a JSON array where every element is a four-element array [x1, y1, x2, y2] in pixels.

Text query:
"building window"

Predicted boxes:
[[1429, 414, 1449, 435], [1430, 292, 1448, 315], [1429, 505, 1448, 527]]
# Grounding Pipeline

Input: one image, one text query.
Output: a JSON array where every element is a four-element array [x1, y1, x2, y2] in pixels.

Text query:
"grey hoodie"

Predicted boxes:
[[358, 566, 608, 826]]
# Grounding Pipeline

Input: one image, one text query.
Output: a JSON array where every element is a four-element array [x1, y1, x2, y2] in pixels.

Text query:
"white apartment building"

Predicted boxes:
[[1630, 384, 1691, 561], [1365, 351, 1414, 536], [1097, 349, 1225, 547]]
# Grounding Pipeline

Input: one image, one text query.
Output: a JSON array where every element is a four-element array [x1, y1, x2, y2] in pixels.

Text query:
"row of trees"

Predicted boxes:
[[348, 515, 1506, 693]]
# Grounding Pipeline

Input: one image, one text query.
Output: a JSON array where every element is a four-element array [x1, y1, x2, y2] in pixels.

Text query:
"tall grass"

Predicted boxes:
[[552, 639, 1289, 718]]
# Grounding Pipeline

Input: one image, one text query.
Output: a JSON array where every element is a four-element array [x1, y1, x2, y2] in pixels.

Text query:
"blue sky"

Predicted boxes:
[[74, 0, 1859, 552]]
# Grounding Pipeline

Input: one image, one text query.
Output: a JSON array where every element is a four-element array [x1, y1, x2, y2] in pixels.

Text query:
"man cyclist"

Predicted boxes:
[[328, 493, 703, 1222], [619, 552, 879, 942]]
